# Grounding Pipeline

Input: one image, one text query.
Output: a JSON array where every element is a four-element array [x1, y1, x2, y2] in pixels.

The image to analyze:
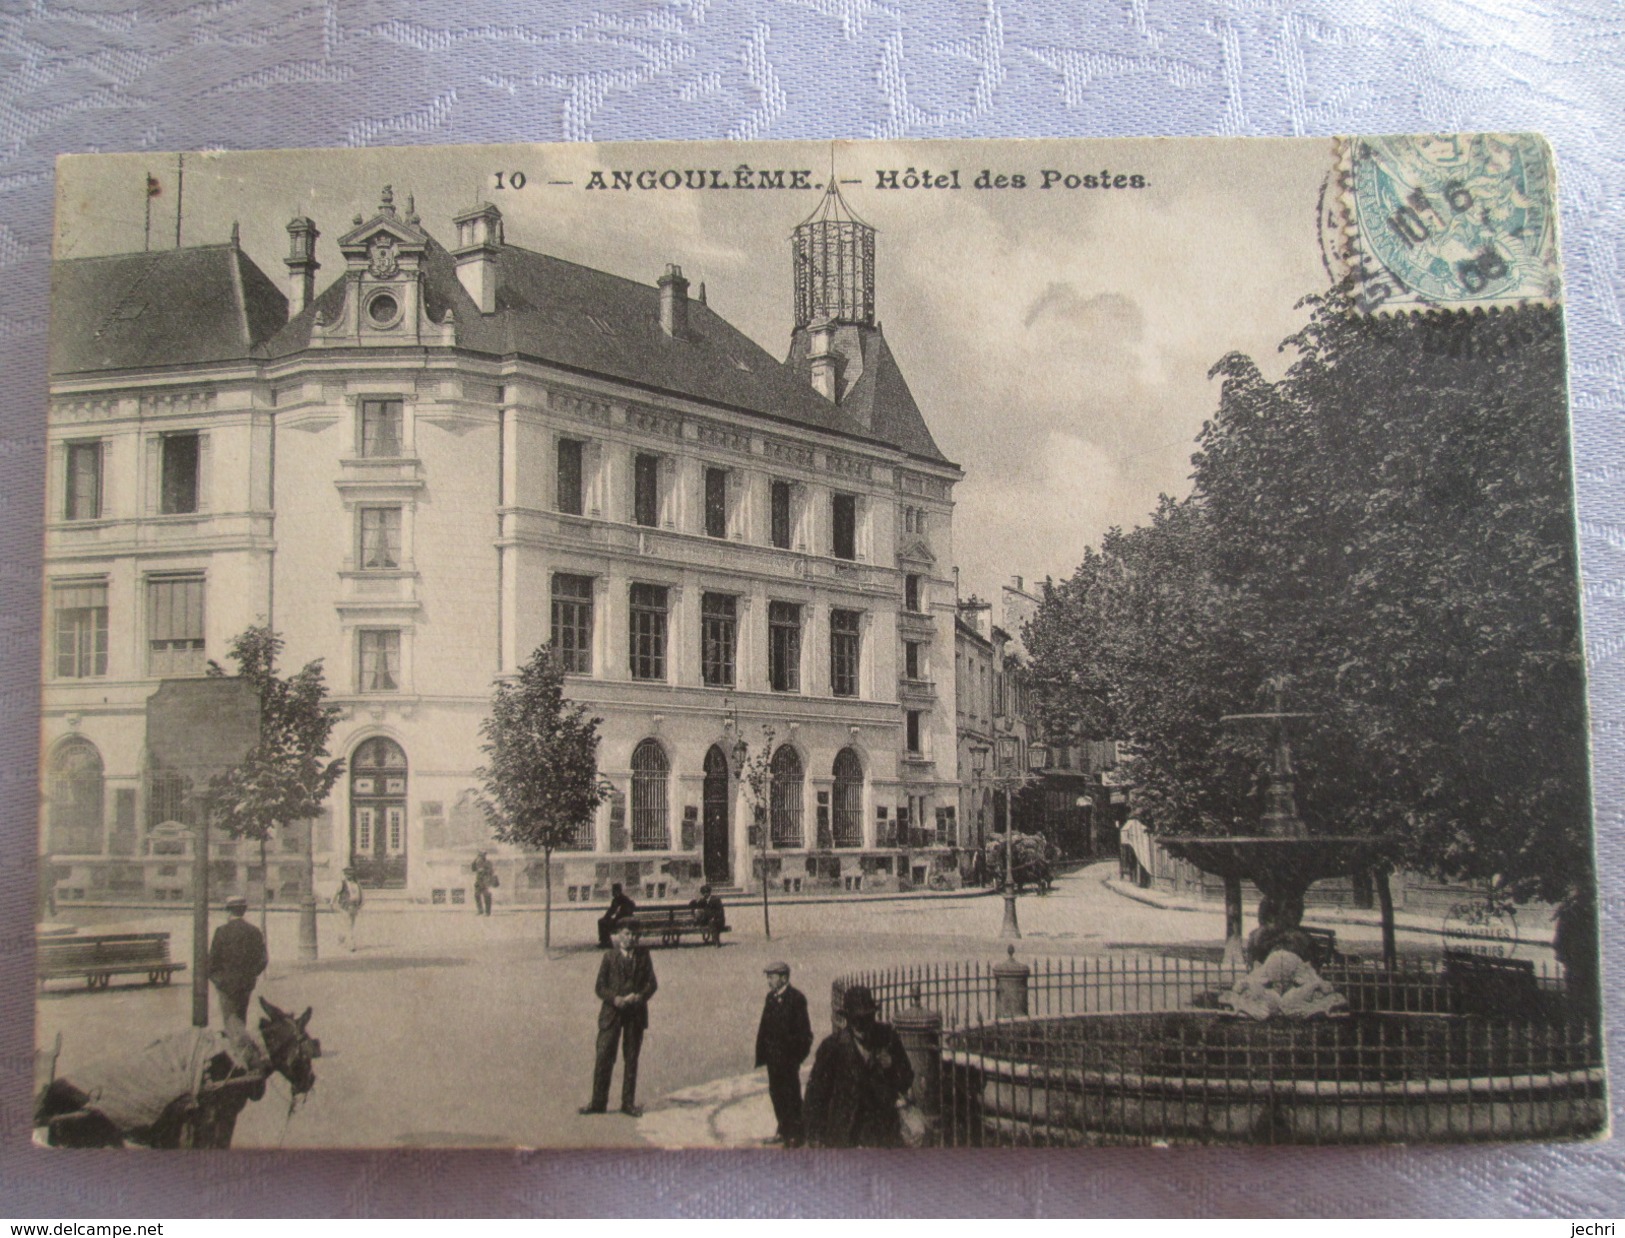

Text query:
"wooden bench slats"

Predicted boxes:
[[37, 931, 185, 990], [614, 904, 729, 948]]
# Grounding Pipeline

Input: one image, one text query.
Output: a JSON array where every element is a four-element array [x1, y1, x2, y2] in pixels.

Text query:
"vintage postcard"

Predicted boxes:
[[35, 136, 1601, 1149]]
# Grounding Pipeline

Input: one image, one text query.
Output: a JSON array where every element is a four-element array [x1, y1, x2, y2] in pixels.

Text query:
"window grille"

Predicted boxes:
[[770, 746, 804, 848], [832, 748, 863, 847], [631, 739, 670, 850]]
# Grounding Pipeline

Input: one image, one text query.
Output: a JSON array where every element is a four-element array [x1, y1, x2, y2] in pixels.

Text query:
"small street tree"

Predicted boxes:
[[203, 626, 345, 936], [730, 724, 778, 940], [476, 645, 609, 951]]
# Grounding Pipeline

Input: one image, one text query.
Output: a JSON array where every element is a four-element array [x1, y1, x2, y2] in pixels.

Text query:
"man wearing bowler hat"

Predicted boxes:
[[208, 895, 268, 1041], [803, 984, 913, 1148], [754, 961, 813, 1147]]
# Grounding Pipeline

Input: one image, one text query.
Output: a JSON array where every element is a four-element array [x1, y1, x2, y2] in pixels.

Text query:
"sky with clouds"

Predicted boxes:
[[56, 137, 1332, 604]]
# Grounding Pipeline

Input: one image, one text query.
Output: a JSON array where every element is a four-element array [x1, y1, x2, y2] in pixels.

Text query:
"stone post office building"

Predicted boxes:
[[42, 183, 963, 908]]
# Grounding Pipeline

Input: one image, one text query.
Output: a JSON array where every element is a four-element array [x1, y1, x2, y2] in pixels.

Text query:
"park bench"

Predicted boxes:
[[618, 905, 729, 948], [37, 932, 185, 991], [1300, 926, 1346, 968], [1442, 949, 1539, 1017]]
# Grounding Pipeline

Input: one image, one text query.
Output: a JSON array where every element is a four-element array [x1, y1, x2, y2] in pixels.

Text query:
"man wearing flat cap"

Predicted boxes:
[[208, 895, 268, 1042], [754, 961, 813, 1147], [803, 984, 914, 1148]]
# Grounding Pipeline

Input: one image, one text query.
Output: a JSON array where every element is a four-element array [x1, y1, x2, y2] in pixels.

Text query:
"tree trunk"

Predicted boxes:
[[1221, 873, 1245, 966], [543, 847, 553, 954], [1375, 866, 1397, 971], [259, 835, 269, 935]]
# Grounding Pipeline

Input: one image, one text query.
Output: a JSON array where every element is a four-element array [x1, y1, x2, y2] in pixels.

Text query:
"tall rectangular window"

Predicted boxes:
[[704, 467, 728, 539], [358, 629, 401, 692], [65, 442, 102, 521], [769, 601, 801, 693], [54, 581, 108, 678], [771, 480, 792, 549], [905, 573, 921, 612], [633, 453, 659, 527], [905, 641, 922, 681], [358, 507, 402, 569], [159, 432, 199, 515], [830, 608, 860, 698], [360, 399, 403, 458], [147, 575, 205, 676], [906, 709, 922, 755], [551, 573, 595, 673], [833, 492, 857, 560], [557, 438, 584, 516], [629, 583, 668, 681], [701, 592, 737, 687]]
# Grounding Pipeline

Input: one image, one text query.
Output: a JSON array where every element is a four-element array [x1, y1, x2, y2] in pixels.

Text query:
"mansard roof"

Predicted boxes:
[[50, 243, 288, 376], [50, 226, 956, 469]]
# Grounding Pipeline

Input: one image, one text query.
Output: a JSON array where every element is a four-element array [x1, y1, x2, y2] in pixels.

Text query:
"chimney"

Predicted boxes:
[[285, 216, 320, 316], [658, 264, 689, 338], [807, 323, 843, 403], [452, 202, 503, 314]]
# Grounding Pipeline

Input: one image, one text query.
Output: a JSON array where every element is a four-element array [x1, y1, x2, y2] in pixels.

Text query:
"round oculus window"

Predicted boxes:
[[367, 292, 400, 326]]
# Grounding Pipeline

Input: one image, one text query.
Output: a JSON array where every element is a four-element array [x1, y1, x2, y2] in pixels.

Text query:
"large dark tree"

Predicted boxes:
[[1028, 297, 1592, 976]]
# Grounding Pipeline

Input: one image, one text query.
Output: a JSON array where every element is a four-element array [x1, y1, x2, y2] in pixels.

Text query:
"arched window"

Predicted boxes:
[[770, 746, 804, 848], [631, 739, 669, 850], [832, 748, 863, 848], [49, 739, 105, 855]]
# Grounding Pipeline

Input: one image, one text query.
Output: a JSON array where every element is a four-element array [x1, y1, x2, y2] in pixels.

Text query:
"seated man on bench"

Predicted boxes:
[[688, 884, 727, 932], [597, 883, 637, 949]]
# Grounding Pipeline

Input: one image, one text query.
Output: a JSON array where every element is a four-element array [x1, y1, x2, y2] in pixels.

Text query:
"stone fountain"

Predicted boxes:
[[1159, 679, 1389, 965]]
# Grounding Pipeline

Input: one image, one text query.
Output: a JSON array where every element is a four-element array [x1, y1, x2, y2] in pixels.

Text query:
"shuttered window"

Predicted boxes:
[[147, 575, 205, 676], [54, 580, 108, 678]]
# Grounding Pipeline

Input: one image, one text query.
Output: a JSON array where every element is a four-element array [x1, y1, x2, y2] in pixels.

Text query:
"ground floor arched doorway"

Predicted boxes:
[[702, 744, 731, 884]]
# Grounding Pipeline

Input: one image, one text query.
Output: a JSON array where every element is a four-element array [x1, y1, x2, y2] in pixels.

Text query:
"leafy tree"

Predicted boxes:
[[1028, 297, 1592, 980], [476, 645, 609, 951], [204, 626, 345, 931], [730, 725, 779, 939]]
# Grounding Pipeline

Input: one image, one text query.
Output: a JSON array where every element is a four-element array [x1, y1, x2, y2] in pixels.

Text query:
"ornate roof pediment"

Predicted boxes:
[[897, 538, 936, 565]]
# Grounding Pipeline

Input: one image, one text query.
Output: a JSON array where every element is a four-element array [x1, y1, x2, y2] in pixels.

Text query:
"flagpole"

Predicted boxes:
[[144, 174, 152, 252], [174, 153, 183, 248]]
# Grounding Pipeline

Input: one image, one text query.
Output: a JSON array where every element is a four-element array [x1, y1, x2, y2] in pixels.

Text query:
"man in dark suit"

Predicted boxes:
[[754, 961, 813, 1147], [803, 984, 913, 1148], [596, 882, 637, 948], [208, 895, 268, 1042], [580, 921, 658, 1117]]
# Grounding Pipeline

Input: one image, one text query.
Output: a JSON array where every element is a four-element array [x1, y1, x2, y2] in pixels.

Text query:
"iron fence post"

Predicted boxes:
[[994, 945, 1030, 1018]]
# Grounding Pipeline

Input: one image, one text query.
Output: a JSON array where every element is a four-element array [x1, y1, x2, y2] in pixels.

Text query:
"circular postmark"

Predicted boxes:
[[1441, 899, 1520, 959], [1329, 134, 1561, 314]]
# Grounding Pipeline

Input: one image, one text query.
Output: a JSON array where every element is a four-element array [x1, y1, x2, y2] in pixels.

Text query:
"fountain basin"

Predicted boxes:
[[943, 1010, 1605, 1145]]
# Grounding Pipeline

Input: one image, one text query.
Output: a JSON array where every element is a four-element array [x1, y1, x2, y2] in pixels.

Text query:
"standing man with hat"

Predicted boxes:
[[803, 984, 913, 1148], [208, 895, 268, 1043], [754, 961, 813, 1147], [580, 921, 658, 1117]]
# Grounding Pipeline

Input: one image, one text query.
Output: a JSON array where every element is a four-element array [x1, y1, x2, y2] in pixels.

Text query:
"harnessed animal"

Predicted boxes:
[[35, 998, 319, 1148]]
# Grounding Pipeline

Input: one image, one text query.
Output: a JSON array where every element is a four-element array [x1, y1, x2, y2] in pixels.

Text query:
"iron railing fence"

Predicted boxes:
[[831, 954, 1602, 1146], [832, 954, 1571, 1031]]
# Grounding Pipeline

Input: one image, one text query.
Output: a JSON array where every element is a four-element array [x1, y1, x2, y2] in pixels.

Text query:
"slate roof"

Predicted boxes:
[[51, 244, 287, 376], [52, 232, 954, 468]]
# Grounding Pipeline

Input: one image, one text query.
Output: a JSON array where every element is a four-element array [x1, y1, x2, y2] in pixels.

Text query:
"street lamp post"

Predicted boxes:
[[972, 744, 1021, 940], [997, 738, 1022, 941]]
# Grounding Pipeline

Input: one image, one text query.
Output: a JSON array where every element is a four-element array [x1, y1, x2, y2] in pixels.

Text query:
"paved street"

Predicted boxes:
[[36, 862, 1508, 1149]]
